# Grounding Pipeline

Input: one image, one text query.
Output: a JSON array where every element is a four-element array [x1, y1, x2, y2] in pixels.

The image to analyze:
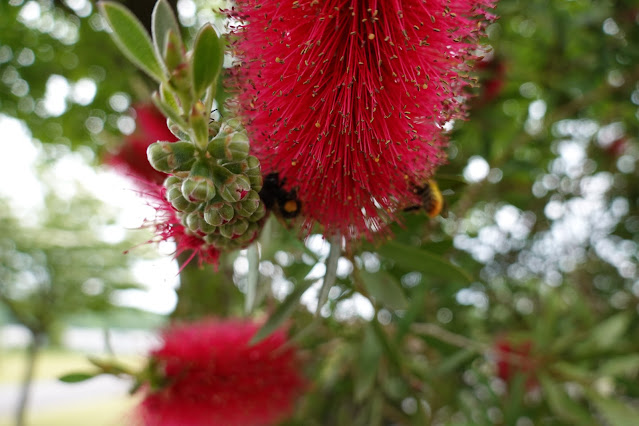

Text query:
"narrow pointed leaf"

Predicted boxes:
[[354, 325, 382, 402], [99, 2, 166, 82], [152, 0, 182, 58], [245, 243, 259, 315], [540, 375, 594, 425], [58, 372, 98, 383], [361, 270, 408, 310], [377, 241, 472, 283], [586, 389, 639, 426], [191, 24, 224, 98], [250, 279, 315, 345]]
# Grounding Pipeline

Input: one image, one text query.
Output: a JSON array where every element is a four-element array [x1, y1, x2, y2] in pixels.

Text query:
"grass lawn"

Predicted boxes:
[[0, 395, 139, 426], [0, 349, 144, 425]]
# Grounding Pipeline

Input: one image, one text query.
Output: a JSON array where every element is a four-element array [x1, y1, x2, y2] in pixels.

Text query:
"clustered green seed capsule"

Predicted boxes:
[[147, 119, 266, 251]]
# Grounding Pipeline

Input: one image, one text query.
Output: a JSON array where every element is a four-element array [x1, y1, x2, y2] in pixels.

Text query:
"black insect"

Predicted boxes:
[[403, 179, 444, 218], [259, 172, 302, 220]]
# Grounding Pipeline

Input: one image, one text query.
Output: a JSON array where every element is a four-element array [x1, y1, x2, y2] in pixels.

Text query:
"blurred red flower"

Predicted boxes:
[[495, 338, 539, 391], [107, 104, 177, 186], [135, 319, 306, 426], [232, 0, 496, 239]]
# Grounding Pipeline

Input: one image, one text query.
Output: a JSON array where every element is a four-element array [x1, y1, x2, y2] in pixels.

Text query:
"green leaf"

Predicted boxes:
[[586, 389, 639, 426], [430, 348, 476, 376], [315, 235, 341, 315], [151, 90, 186, 130], [599, 354, 639, 377], [361, 270, 408, 310], [151, 0, 182, 59], [539, 374, 594, 425], [354, 325, 382, 402], [573, 312, 632, 356], [191, 24, 224, 98], [250, 279, 315, 345], [99, 2, 166, 82], [245, 243, 259, 314], [377, 241, 472, 283], [58, 372, 98, 383]]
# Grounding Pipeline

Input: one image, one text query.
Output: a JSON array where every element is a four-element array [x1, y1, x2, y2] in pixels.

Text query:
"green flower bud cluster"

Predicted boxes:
[[148, 120, 266, 251]]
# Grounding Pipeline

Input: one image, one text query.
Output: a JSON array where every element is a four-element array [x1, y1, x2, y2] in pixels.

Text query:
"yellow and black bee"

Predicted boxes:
[[259, 172, 302, 220], [404, 179, 445, 218]]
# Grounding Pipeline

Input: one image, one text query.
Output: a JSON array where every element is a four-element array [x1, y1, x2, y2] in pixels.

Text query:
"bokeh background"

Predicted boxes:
[[1, 0, 638, 425]]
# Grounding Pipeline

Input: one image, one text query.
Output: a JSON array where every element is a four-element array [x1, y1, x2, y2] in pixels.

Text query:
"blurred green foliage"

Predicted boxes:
[[1, 0, 639, 424]]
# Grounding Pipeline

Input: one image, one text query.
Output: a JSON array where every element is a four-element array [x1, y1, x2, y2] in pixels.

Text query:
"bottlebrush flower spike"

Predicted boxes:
[[135, 319, 306, 426], [107, 104, 178, 186], [231, 0, 496, 239]]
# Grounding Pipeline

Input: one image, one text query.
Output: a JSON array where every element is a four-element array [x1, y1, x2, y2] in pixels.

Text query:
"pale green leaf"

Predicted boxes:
[[191, 24, 224, 98], [540, 374, 594, 425], [361, 270, 408, 310], [99, 2, 166, 82], [151, 0, 182, 58], [586, 389, 639, 426], [377, 241, 472, 283]]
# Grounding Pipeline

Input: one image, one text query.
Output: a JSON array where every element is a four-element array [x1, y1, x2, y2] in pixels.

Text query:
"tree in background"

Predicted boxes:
[[0, 153, 153, 425], [1, 0, 639, 425]]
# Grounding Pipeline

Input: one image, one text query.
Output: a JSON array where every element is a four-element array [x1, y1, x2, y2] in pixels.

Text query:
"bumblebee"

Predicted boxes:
[[259, 172, 302, 220], [404, 179, 445, 218]]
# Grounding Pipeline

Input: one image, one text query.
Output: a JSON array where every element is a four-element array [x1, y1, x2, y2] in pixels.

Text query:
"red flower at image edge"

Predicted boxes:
[[495, 338, 539, 391], [232, 0, 496, 239], [135, 319, 306, 426], [107, 104, 178, 186]]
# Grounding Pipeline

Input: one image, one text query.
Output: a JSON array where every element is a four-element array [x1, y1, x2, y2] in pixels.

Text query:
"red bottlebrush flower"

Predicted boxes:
[[494, 338, 538, 391], [232, 1, 496, 239], [135, 319, 306, 426], [144, 183, 221, 267], [107, 104, 178, 186]]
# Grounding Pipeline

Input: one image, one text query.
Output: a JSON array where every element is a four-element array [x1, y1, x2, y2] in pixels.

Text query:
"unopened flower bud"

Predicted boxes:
[[184, 211, 204, 233], [182, 161, 216, 203], [212, 166, 250, 202], [233, 222, 260, 245], [234, 190, 260, 217], [184, 211, 215, 234], [248, 202, 267, 222], [244, 155, 263, 191], [204, 202, 234, 226], [164, 175, 182, 189], [147, 142, 196, 173], [220, 218, 249, 239], [166, 186, 198, 212], [208, 130, 250, 161]]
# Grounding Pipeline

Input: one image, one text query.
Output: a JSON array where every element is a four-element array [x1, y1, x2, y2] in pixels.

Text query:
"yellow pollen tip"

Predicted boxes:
[[283, 200, 298, 213], [291, 161, 297, 166], [374, 157, 380, 163], [315, 122, 321, 128], [368, 33, 375, 40]]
